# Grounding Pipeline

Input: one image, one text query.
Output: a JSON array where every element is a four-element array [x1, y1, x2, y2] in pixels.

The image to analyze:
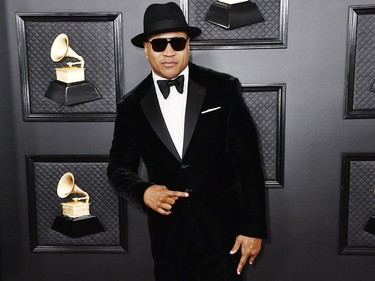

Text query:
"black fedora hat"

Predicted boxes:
[[131, 2, 202, 48]]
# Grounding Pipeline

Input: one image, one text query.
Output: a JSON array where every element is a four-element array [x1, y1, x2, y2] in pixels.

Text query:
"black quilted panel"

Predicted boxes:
[[187, 0, 280, 40], [17, 13, 122, 121], [347, 161, 375, 247], [352, 14, 375, 110], [28, 156, 125, 250], [345, 6, 375, 118], [241, 85, 285, 187], [180, 0, 288, 48]]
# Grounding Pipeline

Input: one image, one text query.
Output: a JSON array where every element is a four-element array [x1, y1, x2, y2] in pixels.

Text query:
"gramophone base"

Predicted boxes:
[[370, 81, 375, 92], [205, 1, 264, 29], [45, 80, 101, 106], [51, 215, 105, 238], [364, 216, 375, 235]]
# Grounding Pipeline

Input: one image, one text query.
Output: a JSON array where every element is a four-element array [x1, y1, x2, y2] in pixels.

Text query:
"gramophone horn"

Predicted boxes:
[[57, 172, 89, 202], [50, 33, 85, 67]]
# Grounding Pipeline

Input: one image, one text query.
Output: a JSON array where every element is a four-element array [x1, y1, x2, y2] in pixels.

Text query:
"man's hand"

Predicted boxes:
[[230, 235, 262, 275], [143, 185, 189, 215]]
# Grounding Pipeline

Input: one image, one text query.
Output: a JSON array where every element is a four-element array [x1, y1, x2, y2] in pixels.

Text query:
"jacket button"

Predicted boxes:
[[181, 164, 189, 169]]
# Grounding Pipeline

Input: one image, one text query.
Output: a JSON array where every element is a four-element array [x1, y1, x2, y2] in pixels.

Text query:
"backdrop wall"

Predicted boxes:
[[1, 0, 375, 280]]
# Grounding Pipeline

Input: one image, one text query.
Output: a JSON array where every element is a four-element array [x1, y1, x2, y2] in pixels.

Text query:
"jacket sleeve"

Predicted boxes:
[[107, 101, 154, 212], [227, 78, 267, 239]]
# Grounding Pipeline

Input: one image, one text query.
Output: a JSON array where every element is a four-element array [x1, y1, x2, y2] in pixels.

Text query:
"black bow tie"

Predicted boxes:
[[157, 75, 184, 99]]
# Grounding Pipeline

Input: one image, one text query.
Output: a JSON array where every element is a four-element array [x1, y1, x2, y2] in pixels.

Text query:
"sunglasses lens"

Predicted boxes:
[[170, 38, 187, 51], [149, 38, 187, 52], [151, 38, 168, 52]]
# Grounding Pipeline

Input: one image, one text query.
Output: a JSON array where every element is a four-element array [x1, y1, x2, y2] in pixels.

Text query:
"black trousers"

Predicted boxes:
[[152, 203, 243, 281], [154, 251, 243, 281]]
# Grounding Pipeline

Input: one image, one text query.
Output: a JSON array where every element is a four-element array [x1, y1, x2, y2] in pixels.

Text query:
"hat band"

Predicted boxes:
[[144, 19, 189, 35]]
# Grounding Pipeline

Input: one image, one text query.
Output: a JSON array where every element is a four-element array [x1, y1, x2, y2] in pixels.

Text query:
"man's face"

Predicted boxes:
[[144, 31, 190, 79]]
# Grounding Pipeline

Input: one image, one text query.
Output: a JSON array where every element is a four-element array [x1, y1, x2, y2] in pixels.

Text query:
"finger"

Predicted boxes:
[[163, 197, 177, 205], [156, 207, 171, 216], [249, 254, 257, 265], [158, 202, 173, 211], [236, 254, 249, 275], [167, 191, 189, 198], [230, 238, 241, 254]]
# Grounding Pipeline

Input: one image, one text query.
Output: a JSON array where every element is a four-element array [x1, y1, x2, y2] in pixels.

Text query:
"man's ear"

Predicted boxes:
[[187, 37, 190, 51], [143, 42, 148, 58]]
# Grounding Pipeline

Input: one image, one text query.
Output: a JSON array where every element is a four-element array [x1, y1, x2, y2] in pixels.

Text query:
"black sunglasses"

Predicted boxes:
[[147, 37, 188, 52]]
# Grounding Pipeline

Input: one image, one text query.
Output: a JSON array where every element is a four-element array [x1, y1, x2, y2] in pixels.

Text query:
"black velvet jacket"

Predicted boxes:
[[107, 63, 267, 258]]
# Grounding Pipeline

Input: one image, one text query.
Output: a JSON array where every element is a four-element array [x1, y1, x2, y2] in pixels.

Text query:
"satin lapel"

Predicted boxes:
[[140, 86, 182, 162], [183, 79, 206, 157]]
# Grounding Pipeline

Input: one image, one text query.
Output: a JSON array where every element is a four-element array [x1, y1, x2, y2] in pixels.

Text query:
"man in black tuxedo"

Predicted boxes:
[[107, 2, 267, 281]]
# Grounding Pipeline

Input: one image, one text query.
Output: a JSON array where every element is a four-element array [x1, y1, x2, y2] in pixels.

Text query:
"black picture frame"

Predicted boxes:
[[180, 0, 288, 49], [16, 13, 123, 121], [26, 155, 127, 253], [241, 83, 286, 188], [344, 6, 375, 119], [340, 153, 375, 255]]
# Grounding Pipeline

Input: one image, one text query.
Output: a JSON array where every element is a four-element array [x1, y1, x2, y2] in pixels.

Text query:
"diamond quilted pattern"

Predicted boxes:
[[242, 90, 280, 182], [352, 14, 375, 110], [23, 16, 119, 116], [32, 161, 121, 246], [347, 161, 375, 247], [187, 0, 280, 41]]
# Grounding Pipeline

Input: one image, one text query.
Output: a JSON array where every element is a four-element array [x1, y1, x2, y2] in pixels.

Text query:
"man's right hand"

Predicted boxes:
[[143, 185, 189, 215]]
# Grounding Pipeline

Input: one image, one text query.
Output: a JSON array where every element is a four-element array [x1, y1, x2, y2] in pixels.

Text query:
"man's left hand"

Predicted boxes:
[[230, 235, 262, 275]]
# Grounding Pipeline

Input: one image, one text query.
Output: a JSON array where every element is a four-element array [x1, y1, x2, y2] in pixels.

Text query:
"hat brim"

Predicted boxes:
[[131, 26, 202, 48]]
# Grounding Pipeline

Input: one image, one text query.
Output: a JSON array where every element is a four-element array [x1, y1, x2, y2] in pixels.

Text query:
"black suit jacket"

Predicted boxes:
[[107, 63, 267, 259]]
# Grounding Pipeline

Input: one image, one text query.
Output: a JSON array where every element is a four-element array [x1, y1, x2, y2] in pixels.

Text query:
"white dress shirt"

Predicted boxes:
[[152, 67, 189, 158]]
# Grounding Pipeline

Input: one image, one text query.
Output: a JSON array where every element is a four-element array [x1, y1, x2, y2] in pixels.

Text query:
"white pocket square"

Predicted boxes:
[[201, 106, 222, 114]]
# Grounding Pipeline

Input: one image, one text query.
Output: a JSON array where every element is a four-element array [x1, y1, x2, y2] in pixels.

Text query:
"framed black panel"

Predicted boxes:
[[241, 83, 286, 188], [340, 153, 375, 255], [180, 0, 288, 49], [26, 155, 127, 253], [344, 6, 375, 119], [16, 13, 123, 121]]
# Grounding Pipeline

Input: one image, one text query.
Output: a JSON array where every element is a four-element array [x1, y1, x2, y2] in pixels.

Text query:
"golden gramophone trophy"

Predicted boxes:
[[364, 187, 375, 235], [51, 172, 104, 238], [205, 0, 264, 29], [45, 33, 101, 106]]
